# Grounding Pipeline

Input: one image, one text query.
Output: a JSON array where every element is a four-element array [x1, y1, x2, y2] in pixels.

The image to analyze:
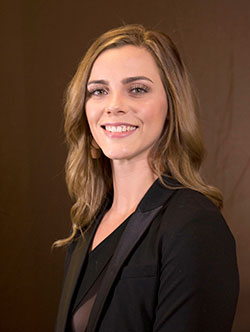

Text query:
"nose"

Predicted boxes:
[[105, 92, 127, 115]]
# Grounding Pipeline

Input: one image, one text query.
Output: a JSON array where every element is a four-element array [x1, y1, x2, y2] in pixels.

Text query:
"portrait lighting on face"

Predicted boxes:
[[85, 45, 168, 163]]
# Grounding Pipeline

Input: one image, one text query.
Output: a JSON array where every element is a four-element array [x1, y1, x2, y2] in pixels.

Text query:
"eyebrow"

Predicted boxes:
[[87, 76, 153, 86], [122, 76, 153, 84]]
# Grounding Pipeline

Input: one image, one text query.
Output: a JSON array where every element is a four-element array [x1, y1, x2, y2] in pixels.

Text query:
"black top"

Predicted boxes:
[[70, 219, 128, 332]]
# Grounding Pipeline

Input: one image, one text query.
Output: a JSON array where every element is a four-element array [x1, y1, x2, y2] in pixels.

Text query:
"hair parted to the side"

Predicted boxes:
[[53, 24, 223, 247]]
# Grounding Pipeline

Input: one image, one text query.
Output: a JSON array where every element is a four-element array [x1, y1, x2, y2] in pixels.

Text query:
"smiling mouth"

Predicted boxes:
[[101, 125, 138, 133]]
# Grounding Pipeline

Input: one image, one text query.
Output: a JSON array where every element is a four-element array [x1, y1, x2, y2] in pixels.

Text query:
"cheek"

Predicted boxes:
[[144, 99, 168, 124], [146, 102, 168, 140], [85, 100, 103, 123], [85, 111, 96, 140], [85, 104, 97, 128], [157, 98, 168, 123]]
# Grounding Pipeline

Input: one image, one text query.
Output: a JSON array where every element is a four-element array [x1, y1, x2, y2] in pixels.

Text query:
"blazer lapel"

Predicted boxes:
[[86, 178, 177, 332]]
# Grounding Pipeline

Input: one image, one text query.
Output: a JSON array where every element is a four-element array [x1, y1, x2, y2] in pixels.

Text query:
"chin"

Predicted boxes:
[[104, 153, 130, 161], [101, 148, 132, 161]]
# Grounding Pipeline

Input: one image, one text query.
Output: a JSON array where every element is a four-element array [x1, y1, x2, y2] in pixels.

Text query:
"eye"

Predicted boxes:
[[88, 88, 108, 97], [130, 85, 149, 95]]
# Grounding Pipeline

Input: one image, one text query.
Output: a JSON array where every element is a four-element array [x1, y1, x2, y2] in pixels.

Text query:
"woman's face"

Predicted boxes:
[[85, 45, 168, 163]]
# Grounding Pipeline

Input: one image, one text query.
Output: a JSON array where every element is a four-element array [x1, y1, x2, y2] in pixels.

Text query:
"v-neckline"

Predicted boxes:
[[89, 214, 130, 254]]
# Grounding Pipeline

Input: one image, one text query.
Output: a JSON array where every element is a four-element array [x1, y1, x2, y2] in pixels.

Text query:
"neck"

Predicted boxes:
[[110, 158, 157, 215]]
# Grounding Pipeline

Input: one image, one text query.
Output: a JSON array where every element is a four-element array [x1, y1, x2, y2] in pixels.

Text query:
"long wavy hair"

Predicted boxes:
[[54, 24, 223, 247]]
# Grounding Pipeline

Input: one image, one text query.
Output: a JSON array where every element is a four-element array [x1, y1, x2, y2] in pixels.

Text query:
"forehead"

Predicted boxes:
[[88, 45, 161, 80]]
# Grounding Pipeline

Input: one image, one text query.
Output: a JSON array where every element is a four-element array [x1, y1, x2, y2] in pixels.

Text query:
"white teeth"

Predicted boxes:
[[105, 125, 137, 132]]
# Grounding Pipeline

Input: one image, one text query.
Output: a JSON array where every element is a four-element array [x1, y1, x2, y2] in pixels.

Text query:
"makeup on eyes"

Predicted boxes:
[[87, 81, 151, 97]]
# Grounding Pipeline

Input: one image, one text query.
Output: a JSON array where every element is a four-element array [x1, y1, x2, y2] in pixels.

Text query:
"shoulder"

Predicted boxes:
[[163, 187, 226, 225], [158, 187, 235, 250], [155, 188, 237, 276], [155, 188, 238, 281]]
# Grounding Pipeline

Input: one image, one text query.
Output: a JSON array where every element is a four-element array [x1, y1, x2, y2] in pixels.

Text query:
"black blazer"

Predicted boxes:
[[55, 178, 239, 332]]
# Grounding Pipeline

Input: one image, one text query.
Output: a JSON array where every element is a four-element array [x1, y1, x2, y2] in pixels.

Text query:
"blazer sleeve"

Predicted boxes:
[[153, 209, 239, 332]]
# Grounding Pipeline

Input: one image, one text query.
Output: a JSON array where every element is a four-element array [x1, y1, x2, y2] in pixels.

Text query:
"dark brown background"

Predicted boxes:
[[1, 0, 249, 331]]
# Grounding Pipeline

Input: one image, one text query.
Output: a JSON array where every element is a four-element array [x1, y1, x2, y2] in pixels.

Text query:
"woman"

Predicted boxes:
[[55, 24, 239, 332]]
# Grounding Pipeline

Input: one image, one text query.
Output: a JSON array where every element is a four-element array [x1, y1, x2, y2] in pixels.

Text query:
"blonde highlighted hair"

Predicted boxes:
[[54, 24, 223, 247]]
